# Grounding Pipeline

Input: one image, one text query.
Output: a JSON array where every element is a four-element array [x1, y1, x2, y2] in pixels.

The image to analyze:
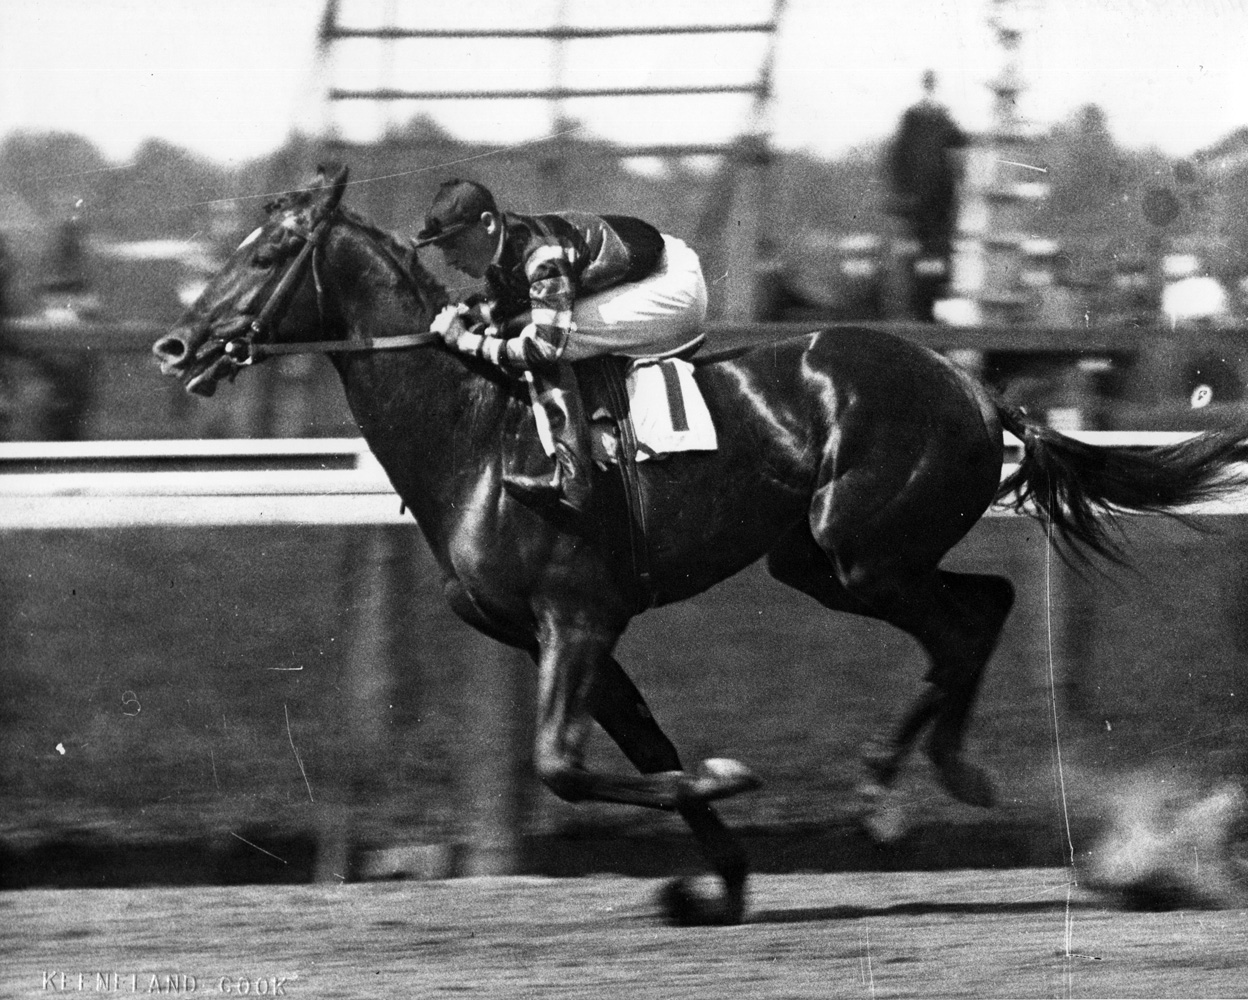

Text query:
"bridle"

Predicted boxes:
[[218, 208, 438, 370]]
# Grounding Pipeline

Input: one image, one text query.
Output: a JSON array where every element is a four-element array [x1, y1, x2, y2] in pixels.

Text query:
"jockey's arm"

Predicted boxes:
[[494, 310, 532, 336], [433, 253, 577, 373], [431, 304, 556, 372]]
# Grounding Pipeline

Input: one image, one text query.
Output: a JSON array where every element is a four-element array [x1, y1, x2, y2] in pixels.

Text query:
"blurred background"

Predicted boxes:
[[4, 0, 1248, 440], [3, 0, 1248, 887]]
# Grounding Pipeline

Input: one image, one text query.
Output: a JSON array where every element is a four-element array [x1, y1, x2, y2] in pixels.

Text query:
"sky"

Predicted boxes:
[[0, 0, 1246, 169]]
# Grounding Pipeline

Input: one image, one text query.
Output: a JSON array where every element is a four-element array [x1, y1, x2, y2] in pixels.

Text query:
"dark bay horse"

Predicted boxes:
[[153, 168, 1248, 924]]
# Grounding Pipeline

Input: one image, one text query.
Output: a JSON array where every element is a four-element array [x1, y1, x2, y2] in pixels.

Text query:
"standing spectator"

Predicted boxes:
[[21, 212, 95, 440], [886, 70, 969, 320]]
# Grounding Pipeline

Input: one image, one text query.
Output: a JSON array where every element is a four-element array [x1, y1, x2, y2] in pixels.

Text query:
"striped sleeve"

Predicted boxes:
[[522, 244, 577, 364], [444, 324, 548, 374]]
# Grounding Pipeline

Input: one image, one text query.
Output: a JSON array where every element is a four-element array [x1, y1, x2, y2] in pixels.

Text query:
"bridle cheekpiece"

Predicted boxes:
[[217, 206, 437, 372]]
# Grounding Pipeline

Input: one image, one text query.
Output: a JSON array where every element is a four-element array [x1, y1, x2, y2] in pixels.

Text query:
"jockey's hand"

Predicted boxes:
[[430, 304, 469, 346], [460, 293, 492, 325]]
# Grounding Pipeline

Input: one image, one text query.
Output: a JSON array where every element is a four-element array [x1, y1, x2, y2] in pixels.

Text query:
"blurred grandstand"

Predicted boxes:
[[0, 2, 1247, 440]]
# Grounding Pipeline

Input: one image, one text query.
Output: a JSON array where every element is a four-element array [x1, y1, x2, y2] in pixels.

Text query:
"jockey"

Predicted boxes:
[[416, 179, 707, 515]]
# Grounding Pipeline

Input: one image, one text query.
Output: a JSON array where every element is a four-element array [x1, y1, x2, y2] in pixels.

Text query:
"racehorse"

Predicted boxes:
[[153, 167, 1248, 925]]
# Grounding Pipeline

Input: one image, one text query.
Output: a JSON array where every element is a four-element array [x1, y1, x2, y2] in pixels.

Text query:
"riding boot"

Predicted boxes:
[[504, 362, 591, 514]]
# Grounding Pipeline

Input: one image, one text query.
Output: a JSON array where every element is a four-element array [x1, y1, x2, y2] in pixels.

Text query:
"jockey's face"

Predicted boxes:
[[438, 212, 499, 279]]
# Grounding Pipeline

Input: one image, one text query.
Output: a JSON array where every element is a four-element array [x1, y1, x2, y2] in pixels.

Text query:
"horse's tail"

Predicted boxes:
[[995, 404, 1248, 562]]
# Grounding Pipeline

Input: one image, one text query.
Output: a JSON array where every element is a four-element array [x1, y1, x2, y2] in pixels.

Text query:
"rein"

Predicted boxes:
[[221, 210, 439, 366], [242, 331, 440, 359]]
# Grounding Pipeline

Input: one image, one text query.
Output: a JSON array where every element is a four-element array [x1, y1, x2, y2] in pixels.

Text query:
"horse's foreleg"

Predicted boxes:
[[584, 654, 682, 774], [531, 632, 758, 811], [588, 656, 749, 925], [530, 630, 674, 807]]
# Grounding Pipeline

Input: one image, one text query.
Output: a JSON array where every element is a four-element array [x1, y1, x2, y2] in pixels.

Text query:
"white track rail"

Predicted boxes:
[[0, 438, 405, 528], [0, 433, 1245, 529]]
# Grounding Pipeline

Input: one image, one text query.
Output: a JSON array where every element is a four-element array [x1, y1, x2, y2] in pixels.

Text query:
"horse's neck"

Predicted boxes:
[[324, 222, 459, 419], [324, 228, 514, 548]]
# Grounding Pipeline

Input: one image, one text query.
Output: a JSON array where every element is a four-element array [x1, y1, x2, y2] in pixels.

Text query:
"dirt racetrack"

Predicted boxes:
[[3, 869, 1245, 999]]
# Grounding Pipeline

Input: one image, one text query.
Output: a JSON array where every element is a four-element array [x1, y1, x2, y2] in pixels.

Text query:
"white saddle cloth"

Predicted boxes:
[[625, 357, 718, 461], [530, 356, 718, 463]]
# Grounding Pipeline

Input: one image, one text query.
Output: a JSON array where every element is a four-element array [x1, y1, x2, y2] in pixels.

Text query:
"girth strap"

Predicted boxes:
[[583, 357, 655, 609]]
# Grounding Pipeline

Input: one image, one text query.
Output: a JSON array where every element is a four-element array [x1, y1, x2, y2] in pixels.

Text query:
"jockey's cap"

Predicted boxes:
[[415, 179, 498, 247]]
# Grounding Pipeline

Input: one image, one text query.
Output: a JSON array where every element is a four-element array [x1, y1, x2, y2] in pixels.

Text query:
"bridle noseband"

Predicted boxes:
[[218, 209, 438, 370]]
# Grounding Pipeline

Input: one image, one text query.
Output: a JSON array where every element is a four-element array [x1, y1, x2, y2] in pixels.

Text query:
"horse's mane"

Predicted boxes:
[[336, 206, 450, 315], [264, 187, 449, 316], [331, 200, 520, 398]]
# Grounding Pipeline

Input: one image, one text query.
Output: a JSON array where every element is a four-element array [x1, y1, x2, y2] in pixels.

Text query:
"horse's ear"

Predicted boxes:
[[318, 164, 349, 214]]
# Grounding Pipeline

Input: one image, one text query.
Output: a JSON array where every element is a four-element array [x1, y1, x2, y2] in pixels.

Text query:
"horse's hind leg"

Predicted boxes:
[[767, 525, 1015, 807], [587, 656, 748, 926], [893, 570, 1015, 805], [861, 686, 941, 786]]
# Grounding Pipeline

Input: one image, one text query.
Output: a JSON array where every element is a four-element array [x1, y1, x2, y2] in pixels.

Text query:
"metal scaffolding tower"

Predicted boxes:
[[948, 0, 1049, 326], [310, 0, 785, 318]]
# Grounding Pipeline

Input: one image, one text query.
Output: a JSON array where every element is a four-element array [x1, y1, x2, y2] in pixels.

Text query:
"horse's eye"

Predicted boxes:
[[251, 232, 294, 268], [237, 226, 264, 251]]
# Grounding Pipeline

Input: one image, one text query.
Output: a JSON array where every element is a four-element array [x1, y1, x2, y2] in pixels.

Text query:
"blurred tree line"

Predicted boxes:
[[1041, 105, 1247, 289], [0, 102, 1244, 319], [0, 105, 1244, 441]]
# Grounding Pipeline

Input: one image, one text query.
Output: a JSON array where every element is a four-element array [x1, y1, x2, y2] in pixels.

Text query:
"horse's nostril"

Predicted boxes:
[[153, 335, 187, 361]]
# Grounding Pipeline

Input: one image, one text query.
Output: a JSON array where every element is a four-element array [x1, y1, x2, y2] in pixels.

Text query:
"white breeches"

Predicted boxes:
[[562, 235, 708, 361]]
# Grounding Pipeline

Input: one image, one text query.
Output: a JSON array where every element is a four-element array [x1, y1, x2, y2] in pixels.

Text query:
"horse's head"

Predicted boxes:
[[153, 166, 350, 396]]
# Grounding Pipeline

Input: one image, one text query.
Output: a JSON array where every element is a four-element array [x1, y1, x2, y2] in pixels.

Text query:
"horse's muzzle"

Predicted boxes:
[[153, 316, 252, 395], [152, 331, 190, 375], [153, 331, 226, 396]]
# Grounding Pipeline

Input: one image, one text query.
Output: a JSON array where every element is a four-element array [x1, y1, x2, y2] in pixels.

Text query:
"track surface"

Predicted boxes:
[[3, 869, 1244, 998]]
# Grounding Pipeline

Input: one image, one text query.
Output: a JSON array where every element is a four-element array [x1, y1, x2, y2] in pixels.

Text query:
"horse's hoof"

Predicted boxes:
[[857, 771, 911, 843], [856, 779, 887, 803], [658, 877, 745, 927], [862, 797, 911, 844], [930, 753, 997, 808], [683, 758, 761, 803]]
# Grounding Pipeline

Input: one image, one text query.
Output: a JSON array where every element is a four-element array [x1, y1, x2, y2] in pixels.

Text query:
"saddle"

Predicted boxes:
[[584, 341, 717, 466], [506, 337, 716, 607]]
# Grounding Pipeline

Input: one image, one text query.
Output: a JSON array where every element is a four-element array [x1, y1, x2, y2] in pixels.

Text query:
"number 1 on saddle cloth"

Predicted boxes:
[[514, 348, 717, 472]]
